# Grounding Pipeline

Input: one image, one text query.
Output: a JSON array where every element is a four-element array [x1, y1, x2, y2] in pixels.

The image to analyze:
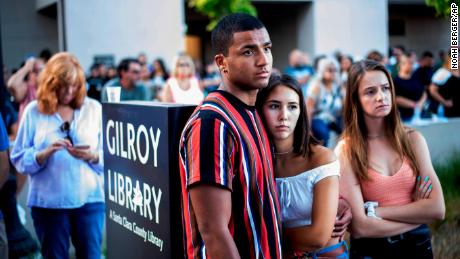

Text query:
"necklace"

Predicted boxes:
[[274, 147, 294, 155], [367, 134, 384, 138]]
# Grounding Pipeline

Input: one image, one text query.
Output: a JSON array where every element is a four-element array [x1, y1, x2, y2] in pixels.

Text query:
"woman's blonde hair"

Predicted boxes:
[[171, 53, 196, 79], [342, 60, 419, 181], [37, 52, 86, 114]]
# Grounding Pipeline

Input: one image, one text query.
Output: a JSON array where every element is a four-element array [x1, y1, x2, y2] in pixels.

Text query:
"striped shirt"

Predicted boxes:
[[179, 90, 282, 259]]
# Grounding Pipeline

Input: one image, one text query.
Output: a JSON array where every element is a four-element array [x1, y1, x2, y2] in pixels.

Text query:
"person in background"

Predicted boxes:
[[339, 54, 353, 87], [389, 45, 406, 77], [106, 65, 117, 81], [179, 13, 282, 258], [201, 62, 221, 96], [257, 74, 349, 258], [7, 57, 44, 124], [393, 54, 426, 122], [413, 51, 434, 89], [10, 52, 105, 259], [306, 57, 343, 147], [366, 50, 387, 66], [284, 49, 314, 93], [429, 51, 460, 117], [160, 53, 203, 105], [101, 58, 150, 101], [140, 64, 155, 99], [137, 52, 148, 66], [86, 63, 103, 101], [151, 58, 169, 101], [336, 60, 444, 258]]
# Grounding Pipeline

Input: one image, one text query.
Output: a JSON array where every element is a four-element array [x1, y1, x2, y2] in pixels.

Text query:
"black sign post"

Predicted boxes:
[[102, 101, 195, 258]]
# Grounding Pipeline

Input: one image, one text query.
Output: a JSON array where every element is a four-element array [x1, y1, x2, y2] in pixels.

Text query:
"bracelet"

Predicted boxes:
[[364, 201, 382, 220]]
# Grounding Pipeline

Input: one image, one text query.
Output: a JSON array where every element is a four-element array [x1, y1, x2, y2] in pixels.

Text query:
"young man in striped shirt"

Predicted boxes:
[[179, 13, 282, 259]]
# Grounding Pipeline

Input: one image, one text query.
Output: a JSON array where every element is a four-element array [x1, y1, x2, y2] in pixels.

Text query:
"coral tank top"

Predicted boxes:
[[360, 158, 416, 206]]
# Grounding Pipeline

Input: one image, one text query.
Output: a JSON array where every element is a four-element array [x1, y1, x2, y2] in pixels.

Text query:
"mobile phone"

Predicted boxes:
[[73, 144, 90, 149]]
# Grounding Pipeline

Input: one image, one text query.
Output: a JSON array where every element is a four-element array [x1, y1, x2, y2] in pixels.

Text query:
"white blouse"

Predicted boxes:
[[276, 160, 340, 228]]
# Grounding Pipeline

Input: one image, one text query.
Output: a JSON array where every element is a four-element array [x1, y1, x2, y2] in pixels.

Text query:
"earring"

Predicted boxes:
[[221, 67, 227, 73]]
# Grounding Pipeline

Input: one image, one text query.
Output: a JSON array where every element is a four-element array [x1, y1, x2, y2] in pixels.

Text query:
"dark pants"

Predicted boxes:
[[0, 174, 39, 258], [0, 220, 8, 259], [350, 224, 433, 259], [311, 117, 343, 146], [31, 202, 104, 259]]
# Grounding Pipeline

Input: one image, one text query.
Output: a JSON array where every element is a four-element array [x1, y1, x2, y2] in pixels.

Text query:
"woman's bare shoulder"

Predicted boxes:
[[310, 145, 337, 168]]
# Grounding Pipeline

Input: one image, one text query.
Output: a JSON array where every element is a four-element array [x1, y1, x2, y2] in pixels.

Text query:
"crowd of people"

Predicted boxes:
[[0, 11, 455, 259]]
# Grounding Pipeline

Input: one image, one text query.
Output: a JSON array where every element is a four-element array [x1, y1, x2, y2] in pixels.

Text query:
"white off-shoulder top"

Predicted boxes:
[[276, 160, 340, 228]]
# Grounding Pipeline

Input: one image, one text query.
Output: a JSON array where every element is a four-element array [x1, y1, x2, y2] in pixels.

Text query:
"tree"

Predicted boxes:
[[188, 0, 257, 30], [425, 0, 460, 17]]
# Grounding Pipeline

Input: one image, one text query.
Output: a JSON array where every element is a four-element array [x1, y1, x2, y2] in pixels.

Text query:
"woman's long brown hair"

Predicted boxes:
[[342, 60, 420, 181]]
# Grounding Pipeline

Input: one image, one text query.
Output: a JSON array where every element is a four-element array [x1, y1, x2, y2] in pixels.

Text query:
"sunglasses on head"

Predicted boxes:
[[177, 63, 190, 68], [60, 121, 73, 145]]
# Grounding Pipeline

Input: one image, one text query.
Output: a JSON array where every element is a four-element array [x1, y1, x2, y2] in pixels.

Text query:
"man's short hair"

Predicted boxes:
[[117, 58, 139, 77], [422, 51, 434, 59], [211, 13, 266, 56]]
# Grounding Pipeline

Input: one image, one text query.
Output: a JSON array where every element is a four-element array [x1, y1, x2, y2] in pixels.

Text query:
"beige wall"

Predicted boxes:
[[0, 0, 58, 70], [64, 0, 185, 71], [390, 16, 450, 56], [313, 0, 388, 58]]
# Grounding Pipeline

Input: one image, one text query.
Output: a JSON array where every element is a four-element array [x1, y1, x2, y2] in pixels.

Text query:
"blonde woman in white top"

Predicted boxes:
[[256, 74, 350, 258], [160, 53, 204, 105]]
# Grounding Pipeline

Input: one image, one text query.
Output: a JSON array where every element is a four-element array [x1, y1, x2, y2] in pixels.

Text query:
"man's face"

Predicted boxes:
[[220, 28, 272, 90], [123, 62, 141, 86]]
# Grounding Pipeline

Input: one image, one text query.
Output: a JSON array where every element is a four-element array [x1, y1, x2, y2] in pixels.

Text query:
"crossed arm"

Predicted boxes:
[[374, 131, 445, 224], [336, 142, 420, 238]]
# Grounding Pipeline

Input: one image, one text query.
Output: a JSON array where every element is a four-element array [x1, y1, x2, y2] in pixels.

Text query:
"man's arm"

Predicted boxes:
[[189, 184, 240, 259], [7, 58, 35, 102]]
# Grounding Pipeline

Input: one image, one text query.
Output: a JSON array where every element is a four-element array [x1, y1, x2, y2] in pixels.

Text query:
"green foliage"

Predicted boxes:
[[435, 151, 460, 199], [432, 151, 460, 226], [188, 0, 257, 31], [425, 0, 460, 17]]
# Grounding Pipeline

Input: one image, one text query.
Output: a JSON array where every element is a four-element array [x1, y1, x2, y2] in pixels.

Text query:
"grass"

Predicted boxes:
[[430, 152, 460, 258]]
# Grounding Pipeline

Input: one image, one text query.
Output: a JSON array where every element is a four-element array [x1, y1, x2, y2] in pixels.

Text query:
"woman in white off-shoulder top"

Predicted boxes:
[[256, 74, 349, 258]]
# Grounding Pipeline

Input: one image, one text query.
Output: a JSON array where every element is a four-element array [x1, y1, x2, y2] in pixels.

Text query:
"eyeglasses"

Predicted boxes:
[[60, 121, 73, 145], [327, 68, 337, 72], [177, 63, 190, 68], [129, 69, 141, 74]]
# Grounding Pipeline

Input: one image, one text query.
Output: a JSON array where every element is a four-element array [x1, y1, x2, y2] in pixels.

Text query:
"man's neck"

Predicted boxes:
[[218, 82, 258, 106]]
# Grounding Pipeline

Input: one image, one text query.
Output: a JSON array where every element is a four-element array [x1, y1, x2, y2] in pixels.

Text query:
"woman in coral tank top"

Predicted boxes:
[[335, 60, 445, 259]]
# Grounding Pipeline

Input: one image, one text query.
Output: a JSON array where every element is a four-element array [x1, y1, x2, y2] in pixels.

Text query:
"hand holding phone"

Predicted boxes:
[[73, 144, 90, 149]]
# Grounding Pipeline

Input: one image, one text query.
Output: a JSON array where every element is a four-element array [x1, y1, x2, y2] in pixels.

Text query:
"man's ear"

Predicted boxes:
[[215, 54, 227, 74]]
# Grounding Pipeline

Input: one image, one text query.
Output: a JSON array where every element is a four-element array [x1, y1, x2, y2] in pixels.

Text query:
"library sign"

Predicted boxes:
[[102, 102, 195, 258]]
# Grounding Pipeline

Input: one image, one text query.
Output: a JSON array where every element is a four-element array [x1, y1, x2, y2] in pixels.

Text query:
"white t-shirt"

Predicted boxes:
[[276, 160, 340, 228], [168, 77, 204, 105], [431, 67, 451, 86]]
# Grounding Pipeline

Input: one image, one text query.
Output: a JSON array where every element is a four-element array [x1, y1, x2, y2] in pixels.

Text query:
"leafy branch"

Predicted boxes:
[[188, 0, 257, 30], [425, 0, 460, 17]]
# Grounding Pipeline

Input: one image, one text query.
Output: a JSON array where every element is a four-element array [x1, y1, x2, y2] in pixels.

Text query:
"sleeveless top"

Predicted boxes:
[[360, 158, 416, 206], [168, 77, 204, 105], [276, 160, 340, 228]]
